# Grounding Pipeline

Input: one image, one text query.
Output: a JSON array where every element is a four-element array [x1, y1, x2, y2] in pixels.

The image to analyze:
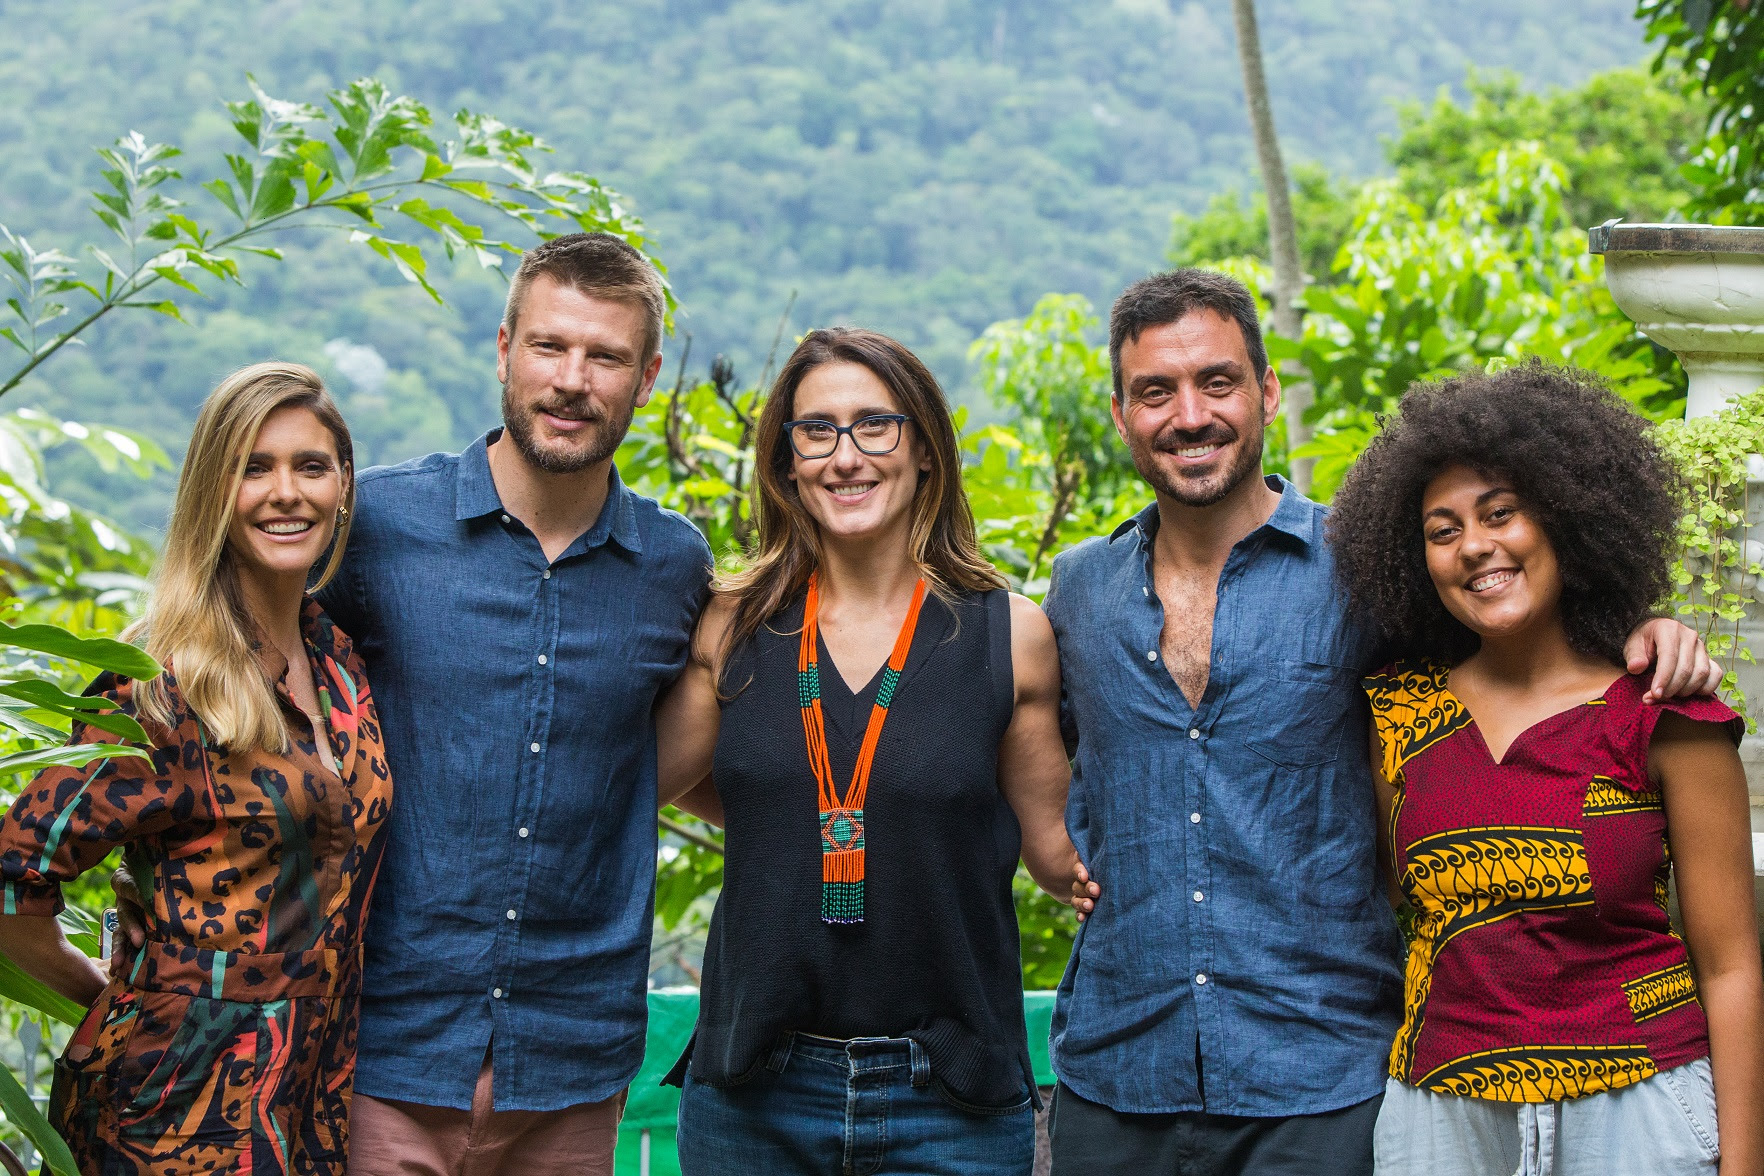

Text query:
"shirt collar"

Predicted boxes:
[[1109, 474, 1320, 548], [454, 428, 644, 555]]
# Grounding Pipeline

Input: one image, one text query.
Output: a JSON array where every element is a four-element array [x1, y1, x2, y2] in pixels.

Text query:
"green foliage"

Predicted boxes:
[[1168, 164, 1359, 281], [1387, 67, 1705, 228], [1640, 0, 1764, 223], [1014, 870, 1077, 990], [0, 75, 662, 404], [1274, 142, 1682, 500], [968, 295, 1138, 590], [1654, 388, 1764, 720], [0, 1060, 75, 1176]]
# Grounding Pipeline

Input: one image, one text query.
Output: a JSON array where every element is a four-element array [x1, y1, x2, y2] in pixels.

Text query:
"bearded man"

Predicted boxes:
[[1040, 269, 1720, 1175], [322, 233, 712, 1174]]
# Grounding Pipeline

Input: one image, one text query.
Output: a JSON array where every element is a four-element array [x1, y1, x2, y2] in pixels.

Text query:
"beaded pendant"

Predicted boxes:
[[797, 572, 926, 924]]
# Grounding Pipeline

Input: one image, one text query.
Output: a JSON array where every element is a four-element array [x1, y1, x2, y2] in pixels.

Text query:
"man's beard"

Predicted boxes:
[[500, 381, 636, 474], [1132, 419, 1265, 508]]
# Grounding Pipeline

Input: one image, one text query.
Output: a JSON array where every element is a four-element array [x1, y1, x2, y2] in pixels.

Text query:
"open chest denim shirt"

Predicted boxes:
[[1043, 476, 1404, 1117], [316, 430, 713, 1113]]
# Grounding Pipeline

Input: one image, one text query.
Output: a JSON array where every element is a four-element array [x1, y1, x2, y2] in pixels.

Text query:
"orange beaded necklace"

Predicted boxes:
[[798, 571, 927, 924]]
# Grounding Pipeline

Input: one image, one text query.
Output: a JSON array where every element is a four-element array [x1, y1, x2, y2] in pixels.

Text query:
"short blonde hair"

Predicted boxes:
[[128, 363, 355, 752]]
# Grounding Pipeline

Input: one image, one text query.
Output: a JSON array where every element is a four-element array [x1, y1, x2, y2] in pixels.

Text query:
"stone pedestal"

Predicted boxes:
[[1592, 221, 1764, 914]]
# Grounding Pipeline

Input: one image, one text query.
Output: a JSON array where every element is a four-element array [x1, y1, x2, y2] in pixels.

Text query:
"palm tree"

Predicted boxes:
[[1230, 0, 1312, 492]]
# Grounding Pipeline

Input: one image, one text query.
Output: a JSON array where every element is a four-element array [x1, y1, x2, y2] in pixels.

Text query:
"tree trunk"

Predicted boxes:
[[1230, 0, 1313, 493]]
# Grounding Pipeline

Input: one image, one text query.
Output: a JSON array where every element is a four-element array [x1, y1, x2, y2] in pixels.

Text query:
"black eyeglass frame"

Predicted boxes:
[[782, 413, 912, 459]]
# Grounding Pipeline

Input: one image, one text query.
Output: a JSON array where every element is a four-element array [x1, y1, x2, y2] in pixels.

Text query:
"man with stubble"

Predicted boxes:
[[327, 234, 711, 1174]]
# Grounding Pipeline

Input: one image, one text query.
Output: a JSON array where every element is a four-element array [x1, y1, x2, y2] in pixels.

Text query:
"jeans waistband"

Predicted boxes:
[[766, 1031, 933, 1087]]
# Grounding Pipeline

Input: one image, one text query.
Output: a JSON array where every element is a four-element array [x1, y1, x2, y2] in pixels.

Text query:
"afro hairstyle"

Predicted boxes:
[[1326, 358, 1684, 667]]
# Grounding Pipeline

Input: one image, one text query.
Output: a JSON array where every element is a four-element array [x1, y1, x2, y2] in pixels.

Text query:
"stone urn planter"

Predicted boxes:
[[1590, 220, 1764, 907]]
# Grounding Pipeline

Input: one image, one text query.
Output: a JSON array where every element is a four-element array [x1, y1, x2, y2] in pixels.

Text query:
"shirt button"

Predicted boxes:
[[1193, 890, 1204, 902], [543, 569, 552, 580], [492, 987, 504, 998], [518, 827, 530, 838], [529, 742, 541, 753], [1188, 728, 1200, 740], [1190, 812, 1201, 824], [500, 513, 511, 524], [1142, 586, 1149, 597], [506, 909, 518, 921], [1147, 650, 1157, 662], [1194, 973, 1208, 986], [537, 654, 548, 665]]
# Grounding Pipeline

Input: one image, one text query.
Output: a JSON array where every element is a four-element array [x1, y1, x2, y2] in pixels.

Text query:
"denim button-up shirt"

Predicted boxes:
[[317, 431, 712, 1112], [1044, 476, 1403, 1116]]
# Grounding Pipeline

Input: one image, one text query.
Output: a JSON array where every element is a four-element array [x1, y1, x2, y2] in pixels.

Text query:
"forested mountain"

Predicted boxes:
[[1, 0, 1657, 527]]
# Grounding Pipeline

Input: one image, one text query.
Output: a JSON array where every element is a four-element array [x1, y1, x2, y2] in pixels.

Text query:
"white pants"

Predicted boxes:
[[1373, 1059, 1719, 1176]]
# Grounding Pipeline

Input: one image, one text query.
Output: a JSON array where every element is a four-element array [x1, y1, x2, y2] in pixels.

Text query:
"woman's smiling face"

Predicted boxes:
[[787, 361, 929, 545], [1421, 462, 1564, 643]]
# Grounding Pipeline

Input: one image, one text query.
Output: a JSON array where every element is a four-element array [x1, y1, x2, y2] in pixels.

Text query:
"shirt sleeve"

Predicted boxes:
[[1625, 687, 1748, 784], [1042, 556, 1079, 758], [0, 677, 196, 915], [314, 535, 370, 640]]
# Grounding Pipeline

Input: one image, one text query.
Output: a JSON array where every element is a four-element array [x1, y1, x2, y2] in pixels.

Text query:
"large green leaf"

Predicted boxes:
[[0, 950, 83, 1028], [0, 622, 159, 679], [0, 702, 67, 744], [0, 1058, 77, 1176], [0, 743, 149, 777], [0, 681, 149, 744]]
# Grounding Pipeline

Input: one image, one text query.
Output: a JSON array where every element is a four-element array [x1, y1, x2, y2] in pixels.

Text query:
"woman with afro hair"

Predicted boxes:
[[1328, 359, 1762, 1176]]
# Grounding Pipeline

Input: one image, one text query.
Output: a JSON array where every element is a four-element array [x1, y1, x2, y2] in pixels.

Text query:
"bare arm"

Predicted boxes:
[[997, 593, 1095, 916], [655, 598, 732, 814], [1366, 723, 1406, 910], [1654, 712, 1762, 1176], [0, 915, 104, 1007]]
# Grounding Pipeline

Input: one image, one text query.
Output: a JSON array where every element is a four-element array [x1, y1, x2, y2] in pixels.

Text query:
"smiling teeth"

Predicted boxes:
[[828, 483, 875, 495], [1176, 445, 1220, 458], [1468, 570, 1515, 592], [262, 522, 312, 534]]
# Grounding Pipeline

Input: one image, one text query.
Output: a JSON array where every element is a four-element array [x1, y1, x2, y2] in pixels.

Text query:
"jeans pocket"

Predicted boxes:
[[1662, 1061, 1721, 1163]]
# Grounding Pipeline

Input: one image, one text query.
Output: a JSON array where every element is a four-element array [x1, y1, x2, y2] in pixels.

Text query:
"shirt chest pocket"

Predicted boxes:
[[1244, 660, 1356, 768]]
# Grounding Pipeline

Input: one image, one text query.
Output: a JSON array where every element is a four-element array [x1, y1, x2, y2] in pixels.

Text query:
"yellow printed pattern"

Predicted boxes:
[[1391, 827, 1593, 1081], [1623, 961, 1700, 1023], [1418, 1044, 1657, 1101], [1404, 827, 1595, 946], [1582, 774, 1662, 818], [1365, 663, 1471, 786]]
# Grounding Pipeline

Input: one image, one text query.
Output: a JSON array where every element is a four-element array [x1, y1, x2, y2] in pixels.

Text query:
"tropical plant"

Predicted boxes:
[[1, 76, 663, 403], [1270, 142, 1682, 500], [1640, 0, 1764, 223], [1655, 387, 1764, 719]]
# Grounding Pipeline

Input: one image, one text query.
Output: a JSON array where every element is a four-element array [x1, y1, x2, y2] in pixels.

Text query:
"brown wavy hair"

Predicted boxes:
[[716, 327, 1004, 675]]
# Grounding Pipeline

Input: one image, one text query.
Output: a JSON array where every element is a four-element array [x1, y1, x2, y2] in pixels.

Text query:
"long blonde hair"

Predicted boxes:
[[127, 363, 355, 752], [717, 328, 1004, 677]]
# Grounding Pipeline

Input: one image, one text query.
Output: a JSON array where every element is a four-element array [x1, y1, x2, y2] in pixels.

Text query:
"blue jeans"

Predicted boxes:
[[676, 1033, 1035, 1176]]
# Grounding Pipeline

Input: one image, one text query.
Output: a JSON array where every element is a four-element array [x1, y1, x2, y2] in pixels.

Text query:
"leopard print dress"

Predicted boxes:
[[0, 600, 392, 1175]]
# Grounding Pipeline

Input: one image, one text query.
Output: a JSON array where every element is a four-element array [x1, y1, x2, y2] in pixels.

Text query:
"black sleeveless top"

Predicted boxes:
[[663, 587, 1035, 1109]]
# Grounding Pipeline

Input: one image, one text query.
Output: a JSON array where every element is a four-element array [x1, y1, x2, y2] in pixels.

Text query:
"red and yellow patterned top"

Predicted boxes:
[[1364, 661, 1742, 1103]]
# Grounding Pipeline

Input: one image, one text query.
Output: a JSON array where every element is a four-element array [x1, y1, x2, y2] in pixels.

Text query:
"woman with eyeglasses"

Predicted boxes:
[[653, 327, 1096, 1176]]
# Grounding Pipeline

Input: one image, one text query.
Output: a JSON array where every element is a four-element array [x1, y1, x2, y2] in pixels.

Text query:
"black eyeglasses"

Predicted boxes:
[[783, 414, 911, 459]]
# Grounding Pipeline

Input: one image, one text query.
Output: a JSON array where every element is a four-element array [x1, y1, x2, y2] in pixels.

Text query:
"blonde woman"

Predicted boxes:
[[0, 363, 391, 1175]]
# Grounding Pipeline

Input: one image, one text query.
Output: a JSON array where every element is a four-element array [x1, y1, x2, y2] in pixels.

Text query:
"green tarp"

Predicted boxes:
[[614, 989, 1058, 1175]]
